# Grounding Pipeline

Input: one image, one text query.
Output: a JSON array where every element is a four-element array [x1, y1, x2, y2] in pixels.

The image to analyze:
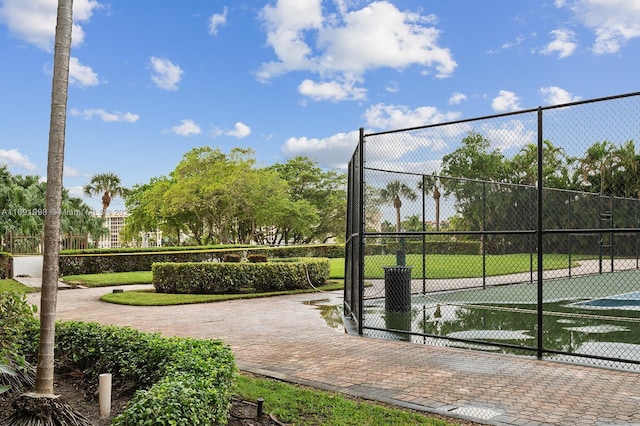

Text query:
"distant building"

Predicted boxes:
[[95, 212, 127, 249], [93, 212, 162, 249]]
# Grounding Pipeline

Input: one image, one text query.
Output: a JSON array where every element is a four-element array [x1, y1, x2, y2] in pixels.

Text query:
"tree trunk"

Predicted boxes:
[[433, 185, 441, 231], [35, 0, 73, 396], [393, 195, 402, 233]]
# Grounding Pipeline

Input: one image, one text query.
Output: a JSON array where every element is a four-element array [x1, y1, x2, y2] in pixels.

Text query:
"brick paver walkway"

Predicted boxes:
[[27, 286, 640, 425]]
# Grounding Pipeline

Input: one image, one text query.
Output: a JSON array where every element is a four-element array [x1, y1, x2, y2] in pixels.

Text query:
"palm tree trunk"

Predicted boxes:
[[433, 185, 441, 231], [35, 0, 73, 396]]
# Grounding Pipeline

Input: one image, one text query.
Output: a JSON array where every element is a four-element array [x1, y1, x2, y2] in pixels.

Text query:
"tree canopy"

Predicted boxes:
[[123, 149, 346, 246], [0, 165, 106, 244]]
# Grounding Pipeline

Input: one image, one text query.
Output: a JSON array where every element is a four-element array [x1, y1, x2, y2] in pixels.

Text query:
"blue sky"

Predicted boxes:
[[1, 0, 639, 213]]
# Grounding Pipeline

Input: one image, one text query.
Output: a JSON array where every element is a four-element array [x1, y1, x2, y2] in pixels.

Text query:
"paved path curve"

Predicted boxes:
[[27, 286, 640, 426]]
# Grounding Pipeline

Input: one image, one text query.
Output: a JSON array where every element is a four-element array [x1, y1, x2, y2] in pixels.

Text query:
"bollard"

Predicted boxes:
[[257, 397, 264, 417], [99, 373, 112, 419]]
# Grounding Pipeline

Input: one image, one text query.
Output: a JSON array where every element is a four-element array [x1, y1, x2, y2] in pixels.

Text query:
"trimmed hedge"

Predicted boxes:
[[365, 240, 481, 256], [0, 251, 12, 279], [59, 244, 344, 276], [22, 321, 236, 426], [153, 257, 330, 294]]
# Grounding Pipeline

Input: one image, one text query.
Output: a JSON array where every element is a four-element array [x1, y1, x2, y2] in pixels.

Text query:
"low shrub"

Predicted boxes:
[[21, 321, 236, 426], [153, 257, 330, 294], [222, 253, 241, 262], [0, 292, 37, 394], [247, 254, 268, 263], [0, 251, 12, 279]]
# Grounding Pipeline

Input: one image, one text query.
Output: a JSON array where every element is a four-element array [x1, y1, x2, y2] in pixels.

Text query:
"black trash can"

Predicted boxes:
[[383, 266, 412, 312]]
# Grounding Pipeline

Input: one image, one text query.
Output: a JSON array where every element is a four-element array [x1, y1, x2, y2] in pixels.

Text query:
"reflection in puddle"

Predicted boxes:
[[303, 299, 344, 331], [363, 297, 640, 365]]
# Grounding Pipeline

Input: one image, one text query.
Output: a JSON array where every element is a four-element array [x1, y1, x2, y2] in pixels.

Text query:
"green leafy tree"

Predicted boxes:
[[402, 214, 424, 232], [122, 178, 181, 245], [440, 131, 508, 231], [269, 156, 346, 244]]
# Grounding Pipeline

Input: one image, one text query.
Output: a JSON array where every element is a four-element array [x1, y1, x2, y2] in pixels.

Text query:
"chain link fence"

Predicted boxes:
[[345, 91, 640, 369]]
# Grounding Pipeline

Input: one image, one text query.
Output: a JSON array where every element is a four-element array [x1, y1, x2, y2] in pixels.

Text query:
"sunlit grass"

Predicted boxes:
[[0, 279, 36, 293], [61, 271, 152, 287], [100, 280, 344, 306], [234, 373, 455, 426], [331, 253, 592, 279]]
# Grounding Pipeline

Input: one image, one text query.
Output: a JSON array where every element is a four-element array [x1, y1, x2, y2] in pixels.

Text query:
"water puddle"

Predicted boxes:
[[303, 299, 344, 331]]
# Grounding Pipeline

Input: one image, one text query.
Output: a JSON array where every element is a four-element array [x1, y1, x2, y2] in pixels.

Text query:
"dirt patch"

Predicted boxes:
[[0, 370, 281, 425]]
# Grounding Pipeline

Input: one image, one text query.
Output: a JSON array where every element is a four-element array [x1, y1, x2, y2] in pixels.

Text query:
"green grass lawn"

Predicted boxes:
[[60, 254, 582, 287], [54, 254, 591, 306], [100, 280, 344, 306], [331, 253, 591, 279], [0, 279, 36, 293], [234, 373, 454, 425], [61, 271, 152, 287]]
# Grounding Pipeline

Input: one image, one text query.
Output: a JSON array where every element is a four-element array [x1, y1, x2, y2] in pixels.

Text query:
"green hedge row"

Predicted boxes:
[[59, 244, 344, 276], [0, 251, 12, 279], [364, 240, 481, 256], [153, 257, 330, 294], [22, 321, 236, 425]]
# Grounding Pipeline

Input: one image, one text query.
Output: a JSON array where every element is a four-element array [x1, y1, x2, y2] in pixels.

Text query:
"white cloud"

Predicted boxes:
[[449, 92, 467, 105], [364, 103, 462, 130], [150, 57, 184, 91], [539, 86, 582, 105], [170, 119, 201, 136], [540, 29, 577, 59], [0, 148, 37, 170], [560, 0, 640, 54], [68, 57, 99, 87], [501, 35, 525, 50], [0, 0, 101, 51], [317, 2, 456, 77], [66, 185, 85, 198], [70, 108, 139, 123], [281, 130, 359, 169], [226, 122, 251, 138], [491, 90, 521, 112], [209, 7, 227, 36], [384, 80, 399, 93], [63, 166, 80, 177], [481, 120, 536, 151], [258, 1, 456, 101], [298, 79, 367, 102], [258, 0, 322, 80]]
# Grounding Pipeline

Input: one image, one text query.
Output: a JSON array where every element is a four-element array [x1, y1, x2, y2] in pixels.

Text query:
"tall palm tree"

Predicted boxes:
[[379, 180, 417, 233], [83, 172, 128, 217], [418, 173, 441, 231], [36, 0, 72, 398], [612, 140, 640, 199], [580, 141, 615, 195], [8, 1, 91, 424]]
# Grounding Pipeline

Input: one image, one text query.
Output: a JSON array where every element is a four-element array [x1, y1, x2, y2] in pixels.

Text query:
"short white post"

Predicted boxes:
[[99, 373, 112, 419]]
